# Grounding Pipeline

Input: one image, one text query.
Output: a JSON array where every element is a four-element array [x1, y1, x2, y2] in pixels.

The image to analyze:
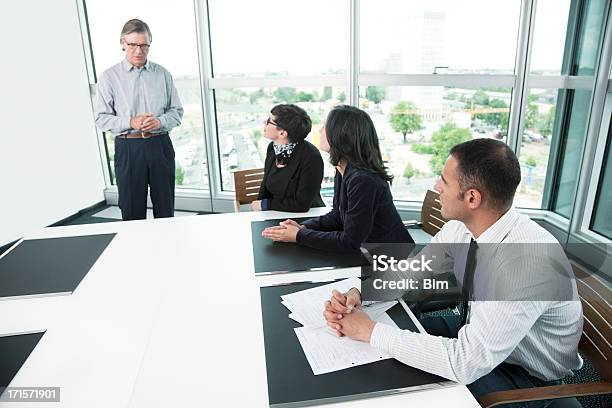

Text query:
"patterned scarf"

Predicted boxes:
[[273, 142, 298, 165]]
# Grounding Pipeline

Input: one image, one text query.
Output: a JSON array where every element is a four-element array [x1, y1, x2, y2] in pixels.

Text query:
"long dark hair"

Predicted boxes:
[[325, 105, 393, 183]]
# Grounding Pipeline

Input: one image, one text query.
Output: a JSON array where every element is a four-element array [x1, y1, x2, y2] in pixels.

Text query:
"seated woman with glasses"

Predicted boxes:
[[250, 104, 325, 212], [262, 105, 414, 252]]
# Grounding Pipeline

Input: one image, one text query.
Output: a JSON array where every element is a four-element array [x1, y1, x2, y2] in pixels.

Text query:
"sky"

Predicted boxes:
[[86, 0, 572, 77]]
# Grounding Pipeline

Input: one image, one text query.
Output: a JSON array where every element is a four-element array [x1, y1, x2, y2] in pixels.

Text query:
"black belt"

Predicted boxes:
[[116, 132, 167, 139]]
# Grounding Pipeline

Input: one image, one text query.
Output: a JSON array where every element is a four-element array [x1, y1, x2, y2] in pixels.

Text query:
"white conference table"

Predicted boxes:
[[0, 208, 479, 407]]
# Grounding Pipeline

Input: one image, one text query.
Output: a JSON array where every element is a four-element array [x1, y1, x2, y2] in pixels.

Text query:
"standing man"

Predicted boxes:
[[95, 19, 183, 221]]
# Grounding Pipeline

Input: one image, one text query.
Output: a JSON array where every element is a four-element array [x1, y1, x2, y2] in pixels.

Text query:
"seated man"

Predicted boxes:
[[324, 139, 583, 406]]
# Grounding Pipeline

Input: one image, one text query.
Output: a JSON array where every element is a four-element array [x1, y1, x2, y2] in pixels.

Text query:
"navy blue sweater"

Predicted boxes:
[[296, 164, 414, 253]]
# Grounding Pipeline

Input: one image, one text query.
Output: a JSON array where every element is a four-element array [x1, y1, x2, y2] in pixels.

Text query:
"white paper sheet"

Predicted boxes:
[[294, 312, 399, 375], [281, 277, 362, 328]]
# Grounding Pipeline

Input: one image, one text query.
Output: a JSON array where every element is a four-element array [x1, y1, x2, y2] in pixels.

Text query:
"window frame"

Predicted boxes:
[[77, 0, 612, 242]]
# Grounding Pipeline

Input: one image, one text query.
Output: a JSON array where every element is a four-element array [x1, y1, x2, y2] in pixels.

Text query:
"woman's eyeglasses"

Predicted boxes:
[[264, 118, 279, 127]]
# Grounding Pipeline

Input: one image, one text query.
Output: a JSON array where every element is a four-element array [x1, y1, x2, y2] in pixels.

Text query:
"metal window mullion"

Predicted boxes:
[[509, 0, 537, 155], [348, 0, 359, 106], [75, 0, 96, 84], [75, 0, 113, 190], [195, 0, 219, 210], [208, 75, 347, 89], [209, 74, 519, 90], [581, 93, 612, 234], [359, 74, 516, 88], [572, 4, 612, 236], [527, 75, 596, 89]]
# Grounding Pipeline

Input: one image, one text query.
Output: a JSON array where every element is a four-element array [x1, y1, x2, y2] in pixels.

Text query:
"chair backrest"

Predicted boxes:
[[420, 189, 447, 236], [233, 168, 264, 210], [572, 262, 612, 381]]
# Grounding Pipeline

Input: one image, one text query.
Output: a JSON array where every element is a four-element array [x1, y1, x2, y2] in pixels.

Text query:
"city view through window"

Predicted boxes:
[[87, 0, 571, 209], [214, 84, 555, 208]]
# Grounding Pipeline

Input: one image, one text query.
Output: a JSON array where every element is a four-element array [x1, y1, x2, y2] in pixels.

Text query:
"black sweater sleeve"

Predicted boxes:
[[297, 173, 378, 253]]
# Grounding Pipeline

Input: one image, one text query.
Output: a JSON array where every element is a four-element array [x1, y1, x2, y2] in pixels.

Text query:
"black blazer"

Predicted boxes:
[[257, 141, 325, 212], [297, 163, 414, 253]]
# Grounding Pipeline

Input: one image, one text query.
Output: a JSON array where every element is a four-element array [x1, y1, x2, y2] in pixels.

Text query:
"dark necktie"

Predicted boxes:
[[460, 238, 478, 327]]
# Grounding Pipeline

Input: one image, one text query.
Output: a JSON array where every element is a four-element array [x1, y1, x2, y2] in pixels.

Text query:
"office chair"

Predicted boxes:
[[232, 168, 264, 212]]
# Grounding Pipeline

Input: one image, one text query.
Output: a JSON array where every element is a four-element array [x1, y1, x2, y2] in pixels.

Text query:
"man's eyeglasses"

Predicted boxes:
[[264, 118, 279, 127], [124, 42, 151, 51]]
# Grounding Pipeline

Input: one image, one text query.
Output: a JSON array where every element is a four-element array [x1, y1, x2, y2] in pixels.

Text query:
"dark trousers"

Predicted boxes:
[[419, 315, 561, 408], [114, 134, 175, 221]]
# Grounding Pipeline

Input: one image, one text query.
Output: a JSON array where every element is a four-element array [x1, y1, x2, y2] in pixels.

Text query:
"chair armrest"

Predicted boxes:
[[478, 381, 612, 408], [403, 220, 421, 227]]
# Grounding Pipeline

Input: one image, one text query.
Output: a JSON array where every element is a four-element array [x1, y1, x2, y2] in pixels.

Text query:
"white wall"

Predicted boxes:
[[0, 0, 105, 246]]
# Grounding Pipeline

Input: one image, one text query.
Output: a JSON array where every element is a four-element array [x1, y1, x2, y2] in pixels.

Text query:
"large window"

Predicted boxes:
[[360, 0, 521, 75], [81, 0, 612, 231], [206, 0, 348, 193], [359, 86, 512, 201], [85, 0, 208, 189], [208, 0, 347, 77], [359, 0, 519, 204], [590, 113, 612, 239], [213, 86, 344, 191], [529, 0, 572, 75], [517, 89, 559, 208], [546, 0, 608, 217]]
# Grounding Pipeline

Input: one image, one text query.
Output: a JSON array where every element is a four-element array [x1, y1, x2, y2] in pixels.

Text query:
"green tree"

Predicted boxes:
[[365, 86, 385, 104], [273, 87, 297, 103], [175, 164, 185, 185], [540, 106, 555, 137], [525, 94, 539, 129], [321, 86, 333, 101], [526, 156, 537, 167], [412, 143, 434, 154], [252, 129, 262, 147], [471, 90, 490, 107], [337, 91, 346, 103], [295, 91, 315, 102], [429, 123, 472, 175], [216, 89, 247, 104], [475, 98, 509, 128], [389, 101, 422, 143], [249, 88, 266, 104], [445, 92, 460, 101], [403, 162, 415, 180], [500, 111, 510, 134]]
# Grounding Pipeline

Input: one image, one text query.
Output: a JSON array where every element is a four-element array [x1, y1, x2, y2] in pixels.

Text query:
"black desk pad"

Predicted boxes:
[[0, 234, 116, 298], [251, 218, 367, 274], [260, 281, 446, 407], [0, 332, 45, 395]]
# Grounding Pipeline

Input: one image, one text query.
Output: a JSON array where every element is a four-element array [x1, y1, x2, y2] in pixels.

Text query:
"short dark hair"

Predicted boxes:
[[270, 104, 312, 143], [449, 138, 521, 210], [120, 19, 152, 43], [325, 105, 393, 183]]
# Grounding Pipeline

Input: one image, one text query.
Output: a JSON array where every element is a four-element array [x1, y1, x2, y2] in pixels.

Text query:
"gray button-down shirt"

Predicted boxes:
[[94, 59, 184, 137]]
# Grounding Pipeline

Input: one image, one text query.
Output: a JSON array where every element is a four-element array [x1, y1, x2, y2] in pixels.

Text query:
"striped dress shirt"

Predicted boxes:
[[369, 208, 584, 384], [94, 59, 183, 137]]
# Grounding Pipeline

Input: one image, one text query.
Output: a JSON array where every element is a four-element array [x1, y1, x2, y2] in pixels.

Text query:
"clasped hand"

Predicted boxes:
[[261, 219, 303, 243], [323, 288, 376, 342], [130, 113, 161, 132]]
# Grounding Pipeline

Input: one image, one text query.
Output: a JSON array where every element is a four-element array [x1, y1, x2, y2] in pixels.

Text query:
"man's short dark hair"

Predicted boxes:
[[450, 138, 521, 210], [270, 104, 312, 143], [121, 19, 152, 42]]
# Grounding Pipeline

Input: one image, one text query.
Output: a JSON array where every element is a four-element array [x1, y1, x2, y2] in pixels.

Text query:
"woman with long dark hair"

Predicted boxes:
[[262, 105, 414, 252]]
